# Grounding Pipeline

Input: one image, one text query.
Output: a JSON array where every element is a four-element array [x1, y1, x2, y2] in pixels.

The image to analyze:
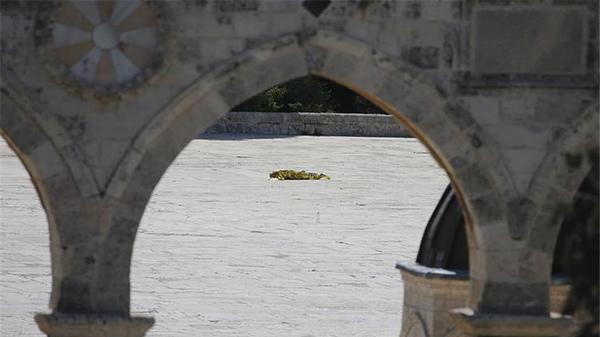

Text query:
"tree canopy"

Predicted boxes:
[[232, 76, 385, 114]]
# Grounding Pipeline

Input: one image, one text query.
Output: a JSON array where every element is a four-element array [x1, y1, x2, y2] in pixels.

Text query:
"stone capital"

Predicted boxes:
[[449, 308, 574, 337], [35, 313, 154, 337]]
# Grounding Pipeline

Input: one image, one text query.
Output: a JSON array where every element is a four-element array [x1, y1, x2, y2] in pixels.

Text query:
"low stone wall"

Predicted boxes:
[[204, 111, 411, 137], [396, 261, 571, 337]]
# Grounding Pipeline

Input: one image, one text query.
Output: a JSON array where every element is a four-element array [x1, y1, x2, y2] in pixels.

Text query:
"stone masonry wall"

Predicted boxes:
[[204, 111, 411, 137]]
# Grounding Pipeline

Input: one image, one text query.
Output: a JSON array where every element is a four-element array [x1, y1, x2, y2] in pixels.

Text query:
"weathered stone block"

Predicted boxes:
[[35, 313, 154, 337], [499, 96, 536, 124], [0, 94, 28, 132], [41, 172, 82, 212], [467, 96, 500, 126], [4, 121, 46, 155], [456, 165, 494, 199], [488, 124, 550, 149], [406, 46, 440, 69], [404, 1, 421, 19], [472, 7, 587, 75], [232, 12, 270, 37], [518, 249, 552, 283], [479, 281, 549, 315], [179, 13, 236, 38], [450, 308, 572, 337], [27, 142, 66, 180], [469, 193, 505, 226], [205, 112, 410, 137], [215, 0, 258, 13], [534, 96, 581, 125], [503, 148, 546, 175]]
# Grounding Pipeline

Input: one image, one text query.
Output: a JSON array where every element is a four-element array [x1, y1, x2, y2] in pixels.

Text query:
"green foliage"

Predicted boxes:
[[233, 76, 385, 114], [250, 86, 287, 112], [269, 170, 330, 180], [279, 76, 336, 112]]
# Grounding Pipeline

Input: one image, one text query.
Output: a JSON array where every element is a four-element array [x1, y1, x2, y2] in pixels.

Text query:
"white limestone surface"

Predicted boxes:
[[0, 135, 448, 337]]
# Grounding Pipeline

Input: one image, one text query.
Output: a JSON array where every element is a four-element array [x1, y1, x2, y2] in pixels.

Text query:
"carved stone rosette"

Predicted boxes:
[[35, 0, 170, 99]]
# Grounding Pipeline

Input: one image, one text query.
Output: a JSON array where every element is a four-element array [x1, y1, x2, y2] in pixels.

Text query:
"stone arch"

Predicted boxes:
[[525, 102, 599, 269], [106, 29, 514, 312]]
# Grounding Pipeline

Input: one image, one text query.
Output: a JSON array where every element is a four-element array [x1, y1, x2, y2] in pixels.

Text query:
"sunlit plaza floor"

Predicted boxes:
[[1, 135, 448, 337]]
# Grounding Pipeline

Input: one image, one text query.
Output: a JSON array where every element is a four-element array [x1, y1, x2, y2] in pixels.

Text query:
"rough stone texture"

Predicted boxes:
[[205, 111, 411, 137], [0, 1, 598, 336], [449, 309, 573, 337], [473, 7, 587, 75], [35, 314, 154, 337], [396, 262, 571, 337]]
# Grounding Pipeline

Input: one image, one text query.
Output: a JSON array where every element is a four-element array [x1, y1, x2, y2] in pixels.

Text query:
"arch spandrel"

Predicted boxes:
[[0, 68, 102, 198]]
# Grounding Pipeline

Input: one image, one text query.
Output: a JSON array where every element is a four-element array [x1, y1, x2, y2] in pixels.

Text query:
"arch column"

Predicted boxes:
[[453, 236, 574, 337], [31, 194, 155, 337], [448, 104, 599, 337], [1, 90, 154, 337]]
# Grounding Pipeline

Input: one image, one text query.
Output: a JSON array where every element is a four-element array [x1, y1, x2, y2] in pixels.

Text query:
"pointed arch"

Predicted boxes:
[[101, 29, 516, 314], [108, 29, 512, 234]]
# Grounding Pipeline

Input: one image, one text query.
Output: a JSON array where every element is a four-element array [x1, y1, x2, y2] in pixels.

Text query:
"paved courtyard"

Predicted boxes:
[[1, 135, 448, 337]]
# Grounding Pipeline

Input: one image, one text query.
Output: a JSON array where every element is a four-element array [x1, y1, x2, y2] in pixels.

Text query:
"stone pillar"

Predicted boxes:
[[35, 314, 154, 337], [32, 196, 154, 337]]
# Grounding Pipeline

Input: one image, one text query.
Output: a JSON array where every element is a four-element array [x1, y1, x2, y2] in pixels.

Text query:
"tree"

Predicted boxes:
[[232, 76, 385, 114]]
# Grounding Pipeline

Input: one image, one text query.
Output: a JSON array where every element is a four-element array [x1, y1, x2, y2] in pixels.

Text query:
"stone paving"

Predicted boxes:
[[0, 135, 448, 337]]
